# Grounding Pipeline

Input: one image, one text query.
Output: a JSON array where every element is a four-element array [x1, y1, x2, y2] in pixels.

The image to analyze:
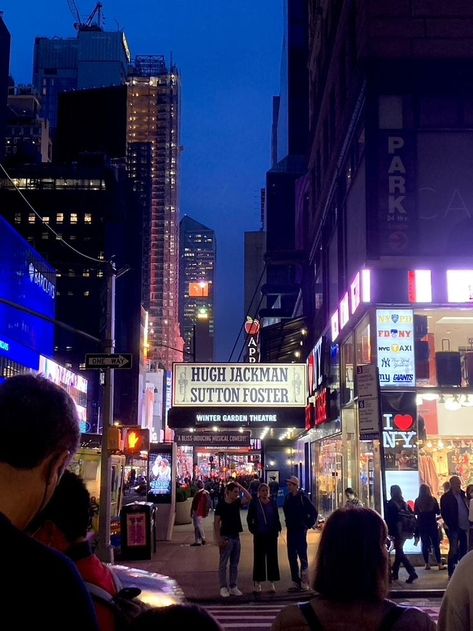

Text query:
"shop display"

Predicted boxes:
[[435, 339, 462, 386]]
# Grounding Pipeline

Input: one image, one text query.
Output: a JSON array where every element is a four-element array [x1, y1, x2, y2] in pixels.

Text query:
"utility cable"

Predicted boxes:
[[0, 162, 108, 265], [227, 261, 266, 362]]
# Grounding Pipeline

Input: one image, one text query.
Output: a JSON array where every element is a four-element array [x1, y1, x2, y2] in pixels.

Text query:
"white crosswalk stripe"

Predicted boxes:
[[205, 603, 440, 630]]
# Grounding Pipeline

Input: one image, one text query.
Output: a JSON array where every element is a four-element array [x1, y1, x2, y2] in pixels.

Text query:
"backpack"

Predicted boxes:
[[298, 602, 408, 630], [85, 579, 149, 630], [398, 508, 417, 538]]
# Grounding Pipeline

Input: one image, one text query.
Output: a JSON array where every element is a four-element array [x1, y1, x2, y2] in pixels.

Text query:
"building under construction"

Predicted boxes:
[[128, 55, 183, 370]]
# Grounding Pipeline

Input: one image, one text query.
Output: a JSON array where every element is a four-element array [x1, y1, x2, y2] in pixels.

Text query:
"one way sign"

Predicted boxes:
[[85, 353, 133, 370]]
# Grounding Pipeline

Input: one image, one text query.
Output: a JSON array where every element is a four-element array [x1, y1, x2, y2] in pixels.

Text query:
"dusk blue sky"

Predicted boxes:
[[1, 0, 283, 361]]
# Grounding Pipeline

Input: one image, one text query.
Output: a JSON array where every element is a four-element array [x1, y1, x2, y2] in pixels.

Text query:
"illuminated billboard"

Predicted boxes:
[[0, 216, 55, 368], [189, 281, 209, 297], [39, 356, 87, 425]]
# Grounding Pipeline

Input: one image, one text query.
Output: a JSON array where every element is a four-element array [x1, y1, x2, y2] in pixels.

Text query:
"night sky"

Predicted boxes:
[[1, 0, 283, 361]]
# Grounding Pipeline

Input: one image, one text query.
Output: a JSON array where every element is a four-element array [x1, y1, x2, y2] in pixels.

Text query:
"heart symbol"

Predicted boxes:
[[391, 329, 398, 337], [391, 314, 399, 323], [394, 414, 414, 432]]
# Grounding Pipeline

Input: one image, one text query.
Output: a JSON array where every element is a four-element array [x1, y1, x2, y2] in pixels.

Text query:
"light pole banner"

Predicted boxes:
[[172, 363, 306, 407]]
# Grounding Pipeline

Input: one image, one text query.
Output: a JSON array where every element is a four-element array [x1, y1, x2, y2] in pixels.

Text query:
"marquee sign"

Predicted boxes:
[[172, 363, 306, 407], [167, 405, 306, 428], [175, 430, 251, 447]]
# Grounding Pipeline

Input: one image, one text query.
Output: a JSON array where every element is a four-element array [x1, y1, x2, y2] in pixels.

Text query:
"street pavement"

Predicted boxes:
[[118, 507, 449, 604]]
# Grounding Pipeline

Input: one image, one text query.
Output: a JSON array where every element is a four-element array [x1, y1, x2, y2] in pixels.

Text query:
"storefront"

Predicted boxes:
[[311, 266, 473, 519]]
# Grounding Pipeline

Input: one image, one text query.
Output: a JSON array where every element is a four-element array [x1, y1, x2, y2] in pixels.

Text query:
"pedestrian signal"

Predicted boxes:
[[122, 427, 150, 456]]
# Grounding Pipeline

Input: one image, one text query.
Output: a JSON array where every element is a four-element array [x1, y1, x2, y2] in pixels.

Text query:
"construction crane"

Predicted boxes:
[[67, 0, 104, 32]]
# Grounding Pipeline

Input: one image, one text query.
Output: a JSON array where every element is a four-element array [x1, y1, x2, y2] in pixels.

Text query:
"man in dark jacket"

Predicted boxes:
[[440, 475, 469, 577], [283, 475, 317, 591]]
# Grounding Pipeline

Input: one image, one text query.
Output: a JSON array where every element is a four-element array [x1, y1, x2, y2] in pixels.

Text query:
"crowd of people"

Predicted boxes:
[[5, 372, 473, 630]]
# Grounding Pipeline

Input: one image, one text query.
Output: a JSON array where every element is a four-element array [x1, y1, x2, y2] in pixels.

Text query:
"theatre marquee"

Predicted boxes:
[[172, 363, 306, 407]]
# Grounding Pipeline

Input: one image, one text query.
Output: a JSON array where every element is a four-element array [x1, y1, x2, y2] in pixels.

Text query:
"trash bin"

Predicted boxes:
[[120, 502, 156, 560]]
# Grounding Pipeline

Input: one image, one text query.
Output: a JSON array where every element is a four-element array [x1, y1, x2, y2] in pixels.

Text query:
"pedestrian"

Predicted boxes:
[[190, 480, 211, 546], [438, 550, 473, 630], [440, 475, 469, 578], [129, 604, 222, 630], [271, 507, 436, 631], [385, 485, 418, 583], [247, 482, 281, 593], [0, 374, 99, 630], [344, 487, 362, 508], [283, 475, 317, 591], [269, 475, 280, 501], [32, 470, 122, 631], [466, 484, 473, 551], [214, 480, 251, 598], [249, 473, 261, 499], [414, 483, 446, 570]]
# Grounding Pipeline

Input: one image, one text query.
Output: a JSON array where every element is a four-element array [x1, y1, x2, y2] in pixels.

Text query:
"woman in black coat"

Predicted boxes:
[[414, 483, 445, 570], [247, 483, 281, 592], [385, 484, 418, 583]]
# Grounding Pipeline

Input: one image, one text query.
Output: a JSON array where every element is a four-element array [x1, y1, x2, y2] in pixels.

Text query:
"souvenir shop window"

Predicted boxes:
[[415, 308, 473, 388], [418, 392, 473, 498], [341, 335, 355, 405], [355, 315, 371, 366]]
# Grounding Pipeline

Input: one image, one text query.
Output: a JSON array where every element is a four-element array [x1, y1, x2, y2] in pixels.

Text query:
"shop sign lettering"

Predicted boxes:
[[383, 413, 416, 449], [376, 309, 415, 388]]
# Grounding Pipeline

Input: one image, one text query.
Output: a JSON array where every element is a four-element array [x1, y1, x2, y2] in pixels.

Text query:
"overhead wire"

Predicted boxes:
[[0, 162, 108, 265]]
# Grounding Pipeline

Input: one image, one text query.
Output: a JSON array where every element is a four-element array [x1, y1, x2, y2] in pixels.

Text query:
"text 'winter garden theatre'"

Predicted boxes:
[[173, 364, 306, 406]]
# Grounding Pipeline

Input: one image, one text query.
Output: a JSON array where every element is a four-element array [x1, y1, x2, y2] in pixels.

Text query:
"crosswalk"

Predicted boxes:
[[205, 603, 440, 630]]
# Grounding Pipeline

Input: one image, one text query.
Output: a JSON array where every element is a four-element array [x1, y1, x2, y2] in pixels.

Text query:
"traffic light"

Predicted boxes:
[[122, 427, 150, 456]]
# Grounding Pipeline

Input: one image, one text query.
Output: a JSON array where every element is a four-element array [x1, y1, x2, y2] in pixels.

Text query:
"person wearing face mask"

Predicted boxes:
[[0, 375, 99, 630], [247, 483, 282, 593]]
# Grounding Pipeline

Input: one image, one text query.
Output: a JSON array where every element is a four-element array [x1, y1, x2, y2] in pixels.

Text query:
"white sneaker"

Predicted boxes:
[[229, 586, 243, 596], [220, 587, 230, 598], [269, 582, 276, 593], [254, 582, 262, 592], [301, 582, 310, 591]]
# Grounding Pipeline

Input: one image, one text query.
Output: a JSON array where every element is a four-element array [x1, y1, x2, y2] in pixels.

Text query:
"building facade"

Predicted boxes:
[[32, 29, 130, 135], [295, 0, 473, 521], [0, 160, 142, 428], [179, 215, 216, 362]]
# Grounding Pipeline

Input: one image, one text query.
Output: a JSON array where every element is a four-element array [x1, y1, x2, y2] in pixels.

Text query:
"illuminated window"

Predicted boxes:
[[83, 269, 90, 277], [14, 213, 21, 224], [70, 213, 78, 224], [56, 213, 64, 224], [42, 216, 49, 224], [28, 213, 35, 224], [84, 213, 92, 224]]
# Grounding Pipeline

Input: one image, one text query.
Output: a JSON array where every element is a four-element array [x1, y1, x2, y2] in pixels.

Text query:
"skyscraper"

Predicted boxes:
[[33, 29, 130, 134], [179, 215, 216, 361], [128, 56, 183, 370]]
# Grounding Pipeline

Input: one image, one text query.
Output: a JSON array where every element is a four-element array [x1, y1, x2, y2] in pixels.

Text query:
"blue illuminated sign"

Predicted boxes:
[[0, 216, 55, 367]]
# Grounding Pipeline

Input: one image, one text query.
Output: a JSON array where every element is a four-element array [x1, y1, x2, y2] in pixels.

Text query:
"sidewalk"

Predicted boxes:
[[118, 510, 449, 603]]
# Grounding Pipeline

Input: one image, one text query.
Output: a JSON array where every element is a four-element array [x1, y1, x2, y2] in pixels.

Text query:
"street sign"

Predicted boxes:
[[356, 363, 379, 399], [358, 397, 380, 439], [85, 353, 133, 370], [356, 364, 381, 440]]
